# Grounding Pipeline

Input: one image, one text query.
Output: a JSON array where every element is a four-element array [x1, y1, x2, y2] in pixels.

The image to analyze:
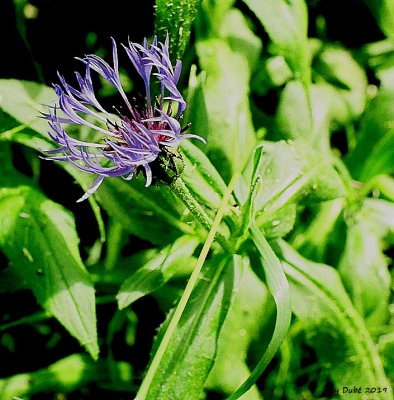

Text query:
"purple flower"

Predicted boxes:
[[42, 34, 205, 202]]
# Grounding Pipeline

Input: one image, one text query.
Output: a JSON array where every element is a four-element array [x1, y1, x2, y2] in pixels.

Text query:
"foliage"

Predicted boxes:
[[0, 0, 393, 399]]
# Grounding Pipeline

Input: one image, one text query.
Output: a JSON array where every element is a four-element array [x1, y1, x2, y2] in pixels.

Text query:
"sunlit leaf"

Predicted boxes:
[[0, 174, 99, 359], [0, 354, 131, 399], [0, 79, 56, 135], [227, 224, 291, 399], [190, 38, 256, 180], [143, 254, 240, 400], [275, 81, 332, 153], [245, 140, 346, 219], [117, 235, 199, 309], [206, 256, 270, 400], [181, 140, 228, 211], [363, 197, 394, 242], [363, 0, 394, 38], [313, 45, 367, 125], [218, 9, 262, 71]]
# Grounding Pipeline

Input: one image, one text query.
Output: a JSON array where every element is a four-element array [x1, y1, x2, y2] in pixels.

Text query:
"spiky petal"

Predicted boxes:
[[42, 35, 205, 201]]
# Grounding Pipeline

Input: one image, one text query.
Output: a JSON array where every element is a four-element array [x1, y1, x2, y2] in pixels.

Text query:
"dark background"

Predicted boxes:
[[0, 0, 155, 82]]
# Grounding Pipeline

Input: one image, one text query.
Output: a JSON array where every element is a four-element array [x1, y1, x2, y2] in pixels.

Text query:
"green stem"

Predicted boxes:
[[331, 156, 357, 202], [135, 173, 239, 400], [170, 176, 232, 252], [0, 311, 48, 331]]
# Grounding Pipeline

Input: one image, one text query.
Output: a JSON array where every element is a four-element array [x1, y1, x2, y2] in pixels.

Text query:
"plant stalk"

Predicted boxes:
[[135, 172, 239, 400], [169, 176, 232, 252]]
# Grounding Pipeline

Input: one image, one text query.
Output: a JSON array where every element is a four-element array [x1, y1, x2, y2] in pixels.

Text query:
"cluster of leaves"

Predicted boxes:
[[0, 0, 393, 399]]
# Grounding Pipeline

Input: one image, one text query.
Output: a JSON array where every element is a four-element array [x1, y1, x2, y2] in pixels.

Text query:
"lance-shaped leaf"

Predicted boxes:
[[180, 140, 228, 210], [227, 224, 291, 400], [142, 254, 240, 400], [274, 239, 392, 399], [235, 146, 298, 240], [0, 174, 99, 359], [218, 8, 262, 72], [190, 38, 256, 180], [117, 235, 199, 309], [206, 256, 270, 400], [91, 174, 189, 245], [0, 79, 56, 136]]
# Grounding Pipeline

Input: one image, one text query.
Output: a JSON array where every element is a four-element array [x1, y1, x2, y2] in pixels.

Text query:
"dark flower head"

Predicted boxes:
[[42, 34, 205, 202]]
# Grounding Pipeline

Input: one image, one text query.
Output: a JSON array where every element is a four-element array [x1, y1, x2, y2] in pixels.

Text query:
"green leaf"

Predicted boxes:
[[339, 215, 391, 328], [155, 0, 203, 59], [195, 0, 236, 38], [227, 223, 291, 400], [242, 0, 310, 88], [143, 254, 240, 400], [274, 239, 393, 399], [0, 79, 56, 136], [265, 56, 293, 87], [275, 81, 332, 153], [92, 174, 192, 245], [246, 140, 346, 219], [363, 0, 394, 37], [346, 87, 394, 182], [206, 256, 270, 400], [0, 141, 14, 173], [190, 39, 256, 180], [180, 140, 228, 211], [218, 9, 262, 71], [276, 45, 367, 150], [0, 114, 53, 152], [260, 203, 297, 239], [0, 267, 27, 293], [236, 145, 298, 239], [0, 174, 99, 359], [369, 174, 394, 202], [0, 354, 131, 399], [117, 235, 199, 309], [313, 45, 367, 125], [363, 197, 394, 242]]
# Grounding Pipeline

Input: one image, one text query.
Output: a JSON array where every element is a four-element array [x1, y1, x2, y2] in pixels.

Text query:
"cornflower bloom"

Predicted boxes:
[[42, 34, 204, 202]]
